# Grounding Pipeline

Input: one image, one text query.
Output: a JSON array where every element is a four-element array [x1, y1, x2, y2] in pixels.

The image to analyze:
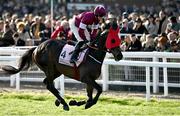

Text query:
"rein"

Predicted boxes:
[[87, 44, 109, 53], [85, 42, 110, 64]]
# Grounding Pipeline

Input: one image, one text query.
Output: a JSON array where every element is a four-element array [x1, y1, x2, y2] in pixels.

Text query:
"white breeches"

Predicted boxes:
[[69, 17, 90, 41]]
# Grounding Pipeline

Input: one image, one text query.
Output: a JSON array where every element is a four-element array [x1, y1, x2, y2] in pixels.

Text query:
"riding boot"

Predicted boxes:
[[70, 41, 85, 63]]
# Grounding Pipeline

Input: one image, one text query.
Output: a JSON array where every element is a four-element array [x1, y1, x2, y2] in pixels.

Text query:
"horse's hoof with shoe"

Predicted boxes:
[[63, 105, 70, 111], [69, 100, 77, 106], [85, 101, 95, 109], [55, 99, 61, 107], [69, 100, 86, 106]]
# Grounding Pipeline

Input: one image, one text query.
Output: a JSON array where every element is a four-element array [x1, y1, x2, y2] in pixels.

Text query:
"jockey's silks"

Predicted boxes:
[[106, 27, 121, 49]]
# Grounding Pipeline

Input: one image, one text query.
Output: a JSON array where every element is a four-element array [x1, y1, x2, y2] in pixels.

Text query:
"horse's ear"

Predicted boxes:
[[111, 21, 118, 30]]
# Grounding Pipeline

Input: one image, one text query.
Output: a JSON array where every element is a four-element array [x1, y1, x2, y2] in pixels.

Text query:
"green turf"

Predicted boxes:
[[0, 91, 179, 115]]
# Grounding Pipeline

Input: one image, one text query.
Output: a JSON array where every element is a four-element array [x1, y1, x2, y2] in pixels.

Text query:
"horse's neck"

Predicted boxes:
[[88, 48, 106, 64], [88, 30, 108, 63]]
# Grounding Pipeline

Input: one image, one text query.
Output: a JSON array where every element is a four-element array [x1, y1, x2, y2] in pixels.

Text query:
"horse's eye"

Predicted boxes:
[[111, 39, 115, 43]]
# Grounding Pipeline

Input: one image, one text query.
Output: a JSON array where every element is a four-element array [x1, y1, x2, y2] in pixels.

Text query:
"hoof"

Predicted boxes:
[[85, 101, 94, 109], [55, 99, 60, 107], [63, 105, 70, 111], [77, 101, 86, 106], [69, 100, 86, 106], [69, 100, 77, 106]]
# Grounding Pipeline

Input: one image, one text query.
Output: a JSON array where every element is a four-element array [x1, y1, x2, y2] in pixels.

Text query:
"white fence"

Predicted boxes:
[[0, 47, 180, 101], [102, 59, 180, 101]]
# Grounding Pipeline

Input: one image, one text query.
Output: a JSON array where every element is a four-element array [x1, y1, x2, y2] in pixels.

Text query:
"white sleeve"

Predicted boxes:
[[79, 22, 87, 29]]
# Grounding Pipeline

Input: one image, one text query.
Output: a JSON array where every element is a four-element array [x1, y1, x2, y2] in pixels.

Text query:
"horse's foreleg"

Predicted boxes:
[[84, 80, 102, 109], [92, 81, 102, 104], [86, 84, 93, 102], [43, 78, 69, 111], [69, 84, 93, 107]]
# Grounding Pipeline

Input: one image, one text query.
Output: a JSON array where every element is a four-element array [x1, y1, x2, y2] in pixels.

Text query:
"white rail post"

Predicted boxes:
[[102, 64, 109, 91], [15, 73, 20, 90], [60, 75, 65, 97], [10, 58, 16, 87], [10, 75, 16, 87], [153, 57, 159, 93], [54, 77, 60, 89], [146, 66, 150, 101], [124, 66, 129, 80], [163, 58, 168, 96]]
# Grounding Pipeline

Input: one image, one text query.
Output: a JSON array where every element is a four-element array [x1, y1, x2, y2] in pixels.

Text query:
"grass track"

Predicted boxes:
[[0, 91, 180, 116]]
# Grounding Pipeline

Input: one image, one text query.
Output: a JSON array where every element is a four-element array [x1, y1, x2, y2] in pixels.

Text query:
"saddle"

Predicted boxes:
[[58, 44, 88, 67]]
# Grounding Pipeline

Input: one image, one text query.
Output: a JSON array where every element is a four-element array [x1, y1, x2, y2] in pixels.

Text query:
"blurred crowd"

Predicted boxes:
[[0, 0, 180, 52]]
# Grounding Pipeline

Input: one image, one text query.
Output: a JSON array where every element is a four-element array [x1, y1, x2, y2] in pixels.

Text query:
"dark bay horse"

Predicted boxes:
[[2, 25, 123, 111]]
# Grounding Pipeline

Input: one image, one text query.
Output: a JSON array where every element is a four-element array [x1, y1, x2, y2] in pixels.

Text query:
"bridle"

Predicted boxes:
[[87, 44, 111, 53], [86, 36, 111, 53]]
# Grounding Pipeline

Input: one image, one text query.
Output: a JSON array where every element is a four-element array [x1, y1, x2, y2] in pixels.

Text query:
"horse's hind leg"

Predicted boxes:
[[43, 78, 69, 111]]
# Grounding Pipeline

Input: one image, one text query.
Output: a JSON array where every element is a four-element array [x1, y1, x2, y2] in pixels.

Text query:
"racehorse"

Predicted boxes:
[[1, 23, 123, 111]]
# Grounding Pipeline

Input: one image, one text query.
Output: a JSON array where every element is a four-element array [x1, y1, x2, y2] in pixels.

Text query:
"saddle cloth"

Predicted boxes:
[[59, 44, 88, 67]]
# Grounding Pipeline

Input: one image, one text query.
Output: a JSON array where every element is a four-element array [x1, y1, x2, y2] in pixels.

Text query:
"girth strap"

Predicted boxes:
[[73, 63, 80, 80]]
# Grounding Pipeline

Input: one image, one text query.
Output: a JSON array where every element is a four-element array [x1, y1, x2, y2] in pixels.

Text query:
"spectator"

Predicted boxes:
[[51, 20, 70, 40], [107, 12, 116, 22], [155, 33, 168, 51], [142, 34, 156, 51], [54, 20, 61, 29], [23, 14, 34, 38], [127, 33, 142, 51], [168, 41, 180, 52], [166, 31, 179, 52], [16, 21, 31, 45], [120, 35, 131, 51], [12, 32, 25, 46], [103, 13, 116, 30], [39, 19, 51, 42], [122, 12, 128, 20], [3, 12, 11, 22], [128, 12, 138, 30], [120, 18, 133, 33], [166, 31, 180, 52], [0, 22, 14, 46], [165, 16, 180, 33], [9, 13, 18, 32], [132, 18, 148, 34], [144, 14, 158, 35], [30, 16, 46, 40], [157, 10, 169, 34]]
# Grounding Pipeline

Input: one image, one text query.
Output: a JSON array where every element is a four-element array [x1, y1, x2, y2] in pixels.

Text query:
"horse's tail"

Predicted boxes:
[[2, 47, 36, 74]]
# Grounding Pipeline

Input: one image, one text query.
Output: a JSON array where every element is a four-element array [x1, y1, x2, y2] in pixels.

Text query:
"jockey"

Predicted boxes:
[[51, 20, 71, 40], [69, 5, 106, 63]]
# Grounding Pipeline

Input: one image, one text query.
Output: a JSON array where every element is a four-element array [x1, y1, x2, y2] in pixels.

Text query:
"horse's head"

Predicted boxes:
[[97, 21, 123, 61]]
